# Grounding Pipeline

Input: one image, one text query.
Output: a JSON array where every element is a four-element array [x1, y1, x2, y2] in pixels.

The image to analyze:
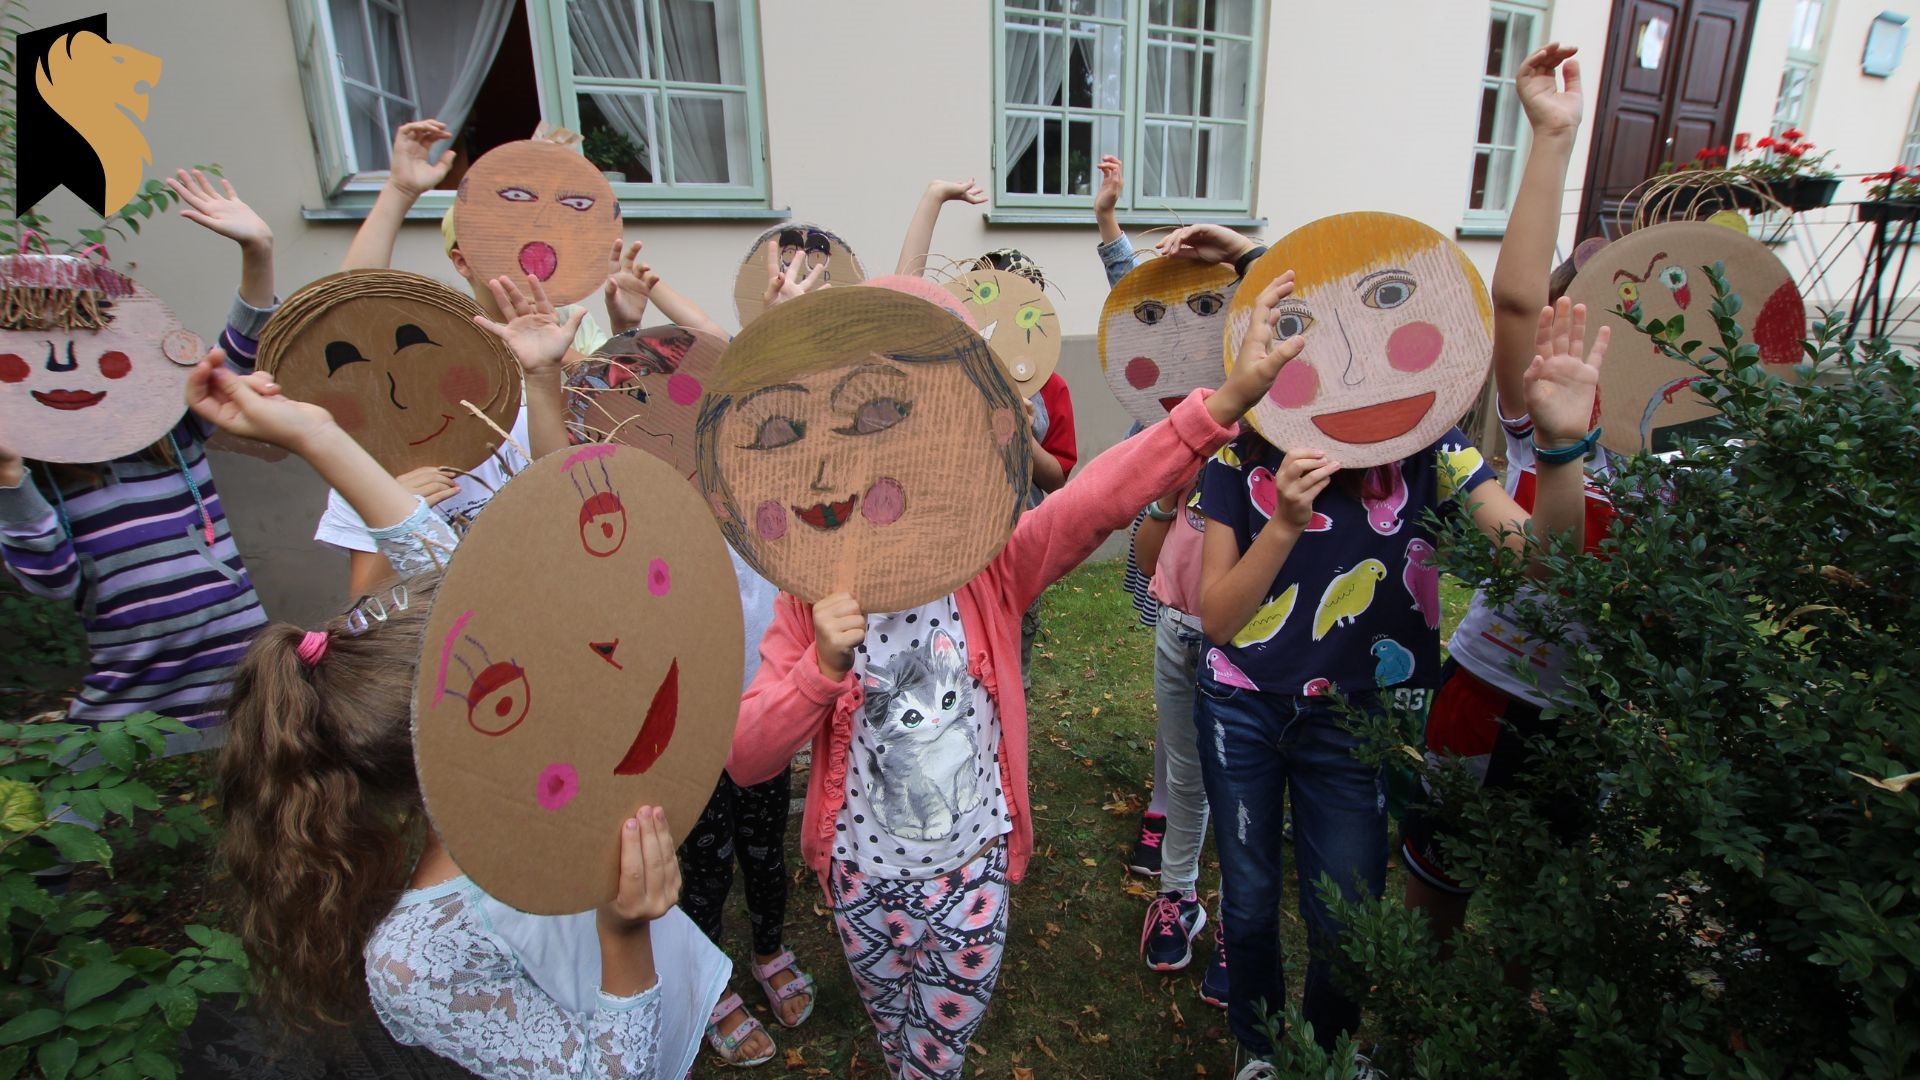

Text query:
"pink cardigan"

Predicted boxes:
[[726, 390, 1238, 896]]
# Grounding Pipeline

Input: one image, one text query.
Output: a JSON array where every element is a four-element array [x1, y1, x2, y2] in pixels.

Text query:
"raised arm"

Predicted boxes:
[[1490, 43, 1583, 418], [894, 178, 987, 277], [169, 169, 274, 310], [342, 120, 454, 271], [603, 238, 728, 339], [475, 276, 588, 461]]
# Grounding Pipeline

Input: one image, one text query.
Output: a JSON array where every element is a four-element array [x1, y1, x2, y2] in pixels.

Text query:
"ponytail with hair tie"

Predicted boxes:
[[296, 630, 329, 667]]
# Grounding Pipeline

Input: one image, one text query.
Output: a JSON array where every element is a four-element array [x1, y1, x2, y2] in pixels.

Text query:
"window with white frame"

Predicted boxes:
[[994, 0, 1262, 214], [1901, 88, 1920, 168], [287, 0, 768, 203], [1462, 0, 1547, 229], [1771, 0, 1828, 135]]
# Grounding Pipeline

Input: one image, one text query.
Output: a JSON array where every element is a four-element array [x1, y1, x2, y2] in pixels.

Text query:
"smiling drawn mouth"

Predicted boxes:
[[32, 389, 106, 411], [1310, 391, 1437, 444], [794, 496, 858, 531], [613, 659, 679, 776], [408, 414, 454, 446]]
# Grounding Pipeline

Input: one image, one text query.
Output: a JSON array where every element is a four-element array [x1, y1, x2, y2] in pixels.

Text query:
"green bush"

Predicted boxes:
[[0, 713, 246, 1080], [1333, 267, 1920, 1078]]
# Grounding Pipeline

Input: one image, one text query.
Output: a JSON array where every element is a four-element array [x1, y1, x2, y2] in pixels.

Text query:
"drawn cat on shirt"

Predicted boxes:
[[860, 627, 981, 841]]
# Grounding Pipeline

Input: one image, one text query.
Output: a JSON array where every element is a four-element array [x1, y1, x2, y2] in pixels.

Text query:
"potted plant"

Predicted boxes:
[[1653, 147, 1770, 213], [1731, 129, 1840, 211], [1857, 165, 1920, 222], [582, 126, 642, 184]]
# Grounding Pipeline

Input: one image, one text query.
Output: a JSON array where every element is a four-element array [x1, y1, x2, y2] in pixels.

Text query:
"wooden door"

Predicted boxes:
[[1578, 0, 1757, 240]]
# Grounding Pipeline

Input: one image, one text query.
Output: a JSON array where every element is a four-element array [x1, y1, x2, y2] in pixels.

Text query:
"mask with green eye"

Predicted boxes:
[[944, 269, 1060, 395]]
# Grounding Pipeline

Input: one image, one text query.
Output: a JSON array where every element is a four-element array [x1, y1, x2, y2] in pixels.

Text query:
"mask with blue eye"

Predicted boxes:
[[943, 268, 1060, 393]]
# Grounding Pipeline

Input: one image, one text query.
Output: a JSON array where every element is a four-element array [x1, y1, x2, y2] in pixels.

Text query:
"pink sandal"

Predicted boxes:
[[751, 948, 817, 1029], [704, 991, 775, 1068]]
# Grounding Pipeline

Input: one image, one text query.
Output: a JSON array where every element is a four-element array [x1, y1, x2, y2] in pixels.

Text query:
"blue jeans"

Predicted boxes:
[[1194, 670, 1388, 1055]]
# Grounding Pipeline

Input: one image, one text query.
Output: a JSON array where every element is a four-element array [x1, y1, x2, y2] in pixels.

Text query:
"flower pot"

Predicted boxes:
[[1857, 199, 1920, 223], [600, 170, 627, 184], [1665, 183, 1769, 214], [1770, 175, 1840, 211]]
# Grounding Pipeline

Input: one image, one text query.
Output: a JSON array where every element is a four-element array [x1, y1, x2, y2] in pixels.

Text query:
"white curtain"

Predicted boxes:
[[566, 0, 732, 184], [1004, 21, 1069, 176], [393, 0, 515, 160]]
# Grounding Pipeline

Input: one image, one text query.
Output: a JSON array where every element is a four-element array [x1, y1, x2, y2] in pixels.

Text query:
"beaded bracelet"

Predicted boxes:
[[1535, 427, 1602, 465]]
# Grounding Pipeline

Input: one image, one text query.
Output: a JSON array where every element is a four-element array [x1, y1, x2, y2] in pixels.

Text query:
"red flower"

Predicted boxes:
[[1896, 165, 1910, 175], [1786, 148, 1804, 159], [1757, 135, 1777, 149], [1781, 127, 1805, 141]]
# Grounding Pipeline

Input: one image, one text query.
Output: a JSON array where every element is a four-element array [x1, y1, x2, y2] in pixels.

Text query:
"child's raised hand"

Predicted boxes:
[[1209, 271, 1306, 426], [1525, 297, 1607, 450], [167, 169, 271, 252], [1155, 223, 1256, 265], [604, 239, 660, 332], [1516, 43, 1582, 137], [930, 178, 988, 206], [389, 119, 455, 198], [1094, 155, 1125, 215], [1268, 450, 1341, 533], [186, 351, 332, 450], [476, 275, 586, 378], [812, 591, 866, 680], [764, 239, 828, 310], [396, 466, 461, 509], [604, 806, 680, 926]]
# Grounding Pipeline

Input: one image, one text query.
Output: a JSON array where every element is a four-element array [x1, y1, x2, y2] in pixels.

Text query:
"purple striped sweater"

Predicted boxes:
[[0, 293, 274, 731]]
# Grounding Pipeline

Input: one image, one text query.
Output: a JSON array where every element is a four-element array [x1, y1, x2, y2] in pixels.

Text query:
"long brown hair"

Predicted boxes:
[[217, 576, 441, 1028]]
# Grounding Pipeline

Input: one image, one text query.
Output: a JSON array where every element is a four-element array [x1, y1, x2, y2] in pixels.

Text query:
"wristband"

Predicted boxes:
[[1534, 427, 1601, 465], [1144, 500, 1179, 521], [1232, 244, 1267, 280]]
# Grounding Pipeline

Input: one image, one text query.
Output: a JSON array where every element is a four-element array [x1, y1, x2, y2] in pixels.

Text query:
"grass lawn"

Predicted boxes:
[[691, 561, 1475, 1079]]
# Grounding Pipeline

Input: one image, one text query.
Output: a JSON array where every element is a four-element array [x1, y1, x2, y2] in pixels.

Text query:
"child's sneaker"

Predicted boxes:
[[1128, 811, 1166, 876], [1199, 926, 1229, 1008], [1233, 1056, 1275, 1080], [1140, 890, 1207, 970]]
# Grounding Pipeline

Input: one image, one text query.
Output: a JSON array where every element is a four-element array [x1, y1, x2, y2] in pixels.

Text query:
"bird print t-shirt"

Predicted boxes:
[[1195, 429, 1496, 696], [837, 596, 1010, 880]]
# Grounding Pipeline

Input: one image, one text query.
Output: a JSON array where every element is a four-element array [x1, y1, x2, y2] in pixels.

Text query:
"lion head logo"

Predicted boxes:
[[15, 14, 163, 217]]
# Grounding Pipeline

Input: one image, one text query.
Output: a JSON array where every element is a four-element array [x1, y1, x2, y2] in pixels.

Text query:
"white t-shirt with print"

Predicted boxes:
[[836, 596, 1010, 880], [313, 405, 533, 553]]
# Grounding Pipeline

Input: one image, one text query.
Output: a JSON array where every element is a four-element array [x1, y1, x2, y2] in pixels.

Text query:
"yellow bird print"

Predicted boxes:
[[1312, 559, 1387, 641], [1231, 583, 1298, 647]]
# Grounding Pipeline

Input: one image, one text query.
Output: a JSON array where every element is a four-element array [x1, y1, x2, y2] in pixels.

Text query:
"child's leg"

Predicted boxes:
[[901, 843, 1010, 1080], [1153, 613, 1210, 897], [677, 774, 738, 942], [830, 861, 922, 1075], [731, 766, 793, 956]]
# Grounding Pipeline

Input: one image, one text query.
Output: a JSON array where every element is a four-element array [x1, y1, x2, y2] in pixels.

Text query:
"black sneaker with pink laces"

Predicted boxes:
[[1129, 811, 1166, 876]]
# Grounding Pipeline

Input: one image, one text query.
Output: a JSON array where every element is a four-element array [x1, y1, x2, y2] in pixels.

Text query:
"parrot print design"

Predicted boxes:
[[1370, 638, 1416, 687], [1403, 537, 1440, 630], [1230, 583, 1298, 647], [1363, 461, 1408, 535], [1302, 677, 1332, 697], [1436, 443, 1488, 502], [1311, 559, 1388, 641], [1206, 648, 1258, 690]]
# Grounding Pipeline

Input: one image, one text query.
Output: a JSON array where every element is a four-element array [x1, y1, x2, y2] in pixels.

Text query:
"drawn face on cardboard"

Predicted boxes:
[[0, 272, 203, 463], [258, 271, 523, 475], [1226, 213, 1493, 468], [454, 141, 619, 306], [946, 270, 1059, 395], [566, 326, 727, 482], [697, 287, 1029, 613], [414, 443, 742, 915], [1566, 221, 1805, 455], [732, 222, 865, 328], [1098, 258, 1240, 425]]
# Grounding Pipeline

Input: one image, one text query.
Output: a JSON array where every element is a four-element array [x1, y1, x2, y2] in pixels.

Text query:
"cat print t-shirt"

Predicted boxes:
[[836, 596, 1009, 879]]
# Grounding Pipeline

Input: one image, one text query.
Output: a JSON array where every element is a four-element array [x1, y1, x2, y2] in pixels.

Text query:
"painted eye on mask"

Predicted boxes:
[[743, 415, 805, 450], [1015, 305, 1047, 335], [395, 323, 438, 351], [466, 660, 532, 736], [557, 194, 596, 211], [1133, 299, 1168, 326], [1187, 291, 1226, 317], [1618, 282, 1640, 309], [1362, 276, 1416, 309], [969, 280, 1001, 304], [324, 340, 369, 375], [837, 398, 912, 436], [1273, 310, 1314, 339], [1658, 266, 1687, 290], [497, 187, 537, 202]]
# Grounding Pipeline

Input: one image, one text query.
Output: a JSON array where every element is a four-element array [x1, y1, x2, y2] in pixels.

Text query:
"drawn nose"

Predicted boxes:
[[1332, 310, 1364, 388], [46, 341, 77, 373], [811, 457, 832, 492], [387, 372, 409, 410]]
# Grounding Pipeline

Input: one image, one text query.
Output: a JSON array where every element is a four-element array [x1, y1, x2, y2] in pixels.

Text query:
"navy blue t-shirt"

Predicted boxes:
[[1195, 428, 1496, 696]]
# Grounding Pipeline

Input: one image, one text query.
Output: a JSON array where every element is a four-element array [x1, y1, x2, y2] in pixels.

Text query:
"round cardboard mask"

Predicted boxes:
[[454, 140, 620, 306], [732, 222, 865, 328], [945, 270, 1059, 395], [0, 260, 203, 463], [258, 271, 523, 475], [697, 286, 1030, 613], [414, 443, 743, 915], [1226, 213, 1493, 468], [1565, 221, 1805, 455], [565, 325, 728, 482], [1098, 256, 1240, 425]]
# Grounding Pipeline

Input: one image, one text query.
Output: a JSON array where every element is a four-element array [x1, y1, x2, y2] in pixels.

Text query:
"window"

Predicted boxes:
[[1770, 0, 1828, 135], [289, 0, 768, 205], [993, 0, 1262, 215], [1901, 88, 1920, 168], [1461, 0, 1547, 232]]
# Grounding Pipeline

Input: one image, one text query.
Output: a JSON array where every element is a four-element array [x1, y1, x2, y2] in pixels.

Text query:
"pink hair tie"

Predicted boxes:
[[296, 630, 330, 667]]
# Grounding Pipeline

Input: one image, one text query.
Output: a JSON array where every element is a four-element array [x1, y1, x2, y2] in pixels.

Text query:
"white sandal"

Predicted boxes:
[[704, 991, 775, 1068]]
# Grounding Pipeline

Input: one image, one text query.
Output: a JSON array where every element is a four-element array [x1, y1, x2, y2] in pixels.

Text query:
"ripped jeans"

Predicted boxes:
[[1194, 671, 1388, 1056]]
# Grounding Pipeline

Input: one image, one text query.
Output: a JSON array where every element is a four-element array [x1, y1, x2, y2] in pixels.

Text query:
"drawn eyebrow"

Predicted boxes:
[[831, 363, 906, 407], [1615, 250, 1669, 284], [1354, 268, 1411, 289], [737, 383, 808, 410]]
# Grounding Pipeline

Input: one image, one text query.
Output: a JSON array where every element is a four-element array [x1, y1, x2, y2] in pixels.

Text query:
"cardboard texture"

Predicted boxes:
[[944, 270, 1059, 395], [565, 325, 728, 482], [257, 270, 523, 475], [1565, 221, 1805, 455], [697, 286, 1030, 613], [866, 274, 977, 328], [413, 443, 744, 915], [453, 140, 620, 306], [1098, 256, 1241, 426], [732, 223, 865, 328], [0, 257, 203, 464], [1226, 213, 1493, 468]]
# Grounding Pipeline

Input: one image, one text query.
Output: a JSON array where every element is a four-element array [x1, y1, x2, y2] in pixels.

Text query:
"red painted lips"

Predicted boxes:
[[31, 389, 106, 411], [1310, 391, 1436, 444], [613, 659, 679, 775], [794, 496, 857, 531]]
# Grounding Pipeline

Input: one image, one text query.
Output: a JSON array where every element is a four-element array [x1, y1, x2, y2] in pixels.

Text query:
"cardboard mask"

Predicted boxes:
[[413, 443, 743, 915], [453, 140, 620, 306], [0, 257, 204, 463], [697, 286, 1030, 613], [258, 271, 523, 475], [865, 274, 976, 328], [1099, 256, 1241, 425], [565, 325, 728, 482], [1226, 213, 1493, 468], [1565, 221, 1805, 455], [945, 270, 1059, 395], [732, 223, 865, 328]]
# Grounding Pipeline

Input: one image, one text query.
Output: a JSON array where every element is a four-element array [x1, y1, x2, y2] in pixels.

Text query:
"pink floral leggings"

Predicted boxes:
[[829, 841, 1009, 1080]]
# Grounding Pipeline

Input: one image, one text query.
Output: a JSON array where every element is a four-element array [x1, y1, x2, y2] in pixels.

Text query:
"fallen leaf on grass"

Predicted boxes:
[[1034, 1035, 1059, 1062], [1086, 939, 1103, 960], [1121, 878, 1158, 900], [783, 1048, 805, 1067], [1081, 857, 1097, 867], [1090, 705, 1102, 718], [1033, 936, 1052, 951], [1014, 1069, 1035, 1080], [967, 1040, 987, 1058], [1169, 1001, 1185, 1028], [1044, 922, 1063, 936]]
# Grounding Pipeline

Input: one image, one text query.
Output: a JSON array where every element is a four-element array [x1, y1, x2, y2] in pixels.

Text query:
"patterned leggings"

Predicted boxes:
[[831, 841, 1009, 1080], [677, 768, 792, 956]]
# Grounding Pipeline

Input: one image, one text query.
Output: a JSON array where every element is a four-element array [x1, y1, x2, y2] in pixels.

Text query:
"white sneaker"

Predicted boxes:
[[1234, 1059, 1276, 1080]]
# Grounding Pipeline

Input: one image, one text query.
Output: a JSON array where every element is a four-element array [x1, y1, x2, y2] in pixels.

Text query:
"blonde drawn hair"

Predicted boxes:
[[217, 577, 442, 1029], [1275, 213, 1493, 324]]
